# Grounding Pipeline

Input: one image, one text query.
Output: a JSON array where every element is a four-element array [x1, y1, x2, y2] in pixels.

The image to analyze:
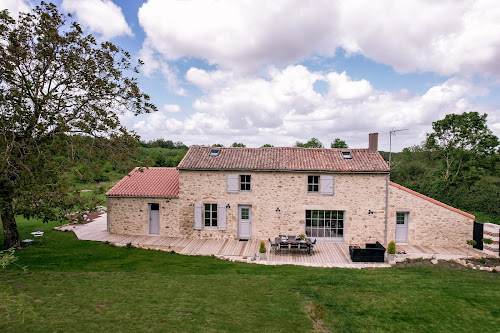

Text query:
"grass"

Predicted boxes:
[[1, 217, 500, 332]]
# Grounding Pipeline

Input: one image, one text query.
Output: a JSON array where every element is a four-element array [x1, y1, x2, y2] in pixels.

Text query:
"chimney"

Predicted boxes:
[[368, 133, 378, 153]]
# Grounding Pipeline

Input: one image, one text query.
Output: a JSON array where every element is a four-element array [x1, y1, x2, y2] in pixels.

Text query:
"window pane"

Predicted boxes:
[[306, 210, 311, 218]]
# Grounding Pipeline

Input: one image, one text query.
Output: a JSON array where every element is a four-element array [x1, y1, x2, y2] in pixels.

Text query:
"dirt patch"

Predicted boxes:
[[395, 259, 467, 270], [65, 211, 104, 224], [467, 257, 500, 268]]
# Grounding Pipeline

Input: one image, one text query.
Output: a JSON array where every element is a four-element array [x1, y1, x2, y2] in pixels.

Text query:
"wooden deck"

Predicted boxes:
[[57, 214, 484, 268]]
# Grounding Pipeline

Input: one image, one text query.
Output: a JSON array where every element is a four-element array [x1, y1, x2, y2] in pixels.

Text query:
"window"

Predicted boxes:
[[341, 150, 352, 159], [209, 148, 220, 157], [240, 175, 251, 191], [396, 212, 406, 224], [241, 207, 250, 219], [305, 210, 344, 240], [308, 175, 319, 193], [204, 204, 217, 227]]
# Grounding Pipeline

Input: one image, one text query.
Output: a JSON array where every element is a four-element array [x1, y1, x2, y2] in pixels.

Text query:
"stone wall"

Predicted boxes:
[[483, 223, 500, 257], [107, 197, 179, 236], [388, 184, 473, 248], [107, 171, 475, 248], [177, 170, 388, 244]]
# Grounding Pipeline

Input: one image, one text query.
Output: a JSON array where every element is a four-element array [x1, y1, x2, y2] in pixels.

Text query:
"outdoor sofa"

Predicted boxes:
[[349, 241, 386, 262]]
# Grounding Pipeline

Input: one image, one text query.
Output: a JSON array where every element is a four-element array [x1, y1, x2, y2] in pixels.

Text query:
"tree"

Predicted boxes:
[[330, 138, 348, 148], [212, 143, 224, 147], [425, 112, 499, 180], [231, 142, 246, 147], [0, 4, 156, 248], [261, 144, 274, 147], [295, 138, 324, 148]]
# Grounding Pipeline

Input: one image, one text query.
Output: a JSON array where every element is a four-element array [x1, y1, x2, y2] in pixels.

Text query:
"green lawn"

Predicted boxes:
[[1, 218, 500, 332]]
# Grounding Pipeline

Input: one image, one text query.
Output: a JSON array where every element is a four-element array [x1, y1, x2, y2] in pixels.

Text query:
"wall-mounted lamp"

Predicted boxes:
[[276, 207, 281, 213], [368, 210, 374, 215], [226, 204, 231, 209]]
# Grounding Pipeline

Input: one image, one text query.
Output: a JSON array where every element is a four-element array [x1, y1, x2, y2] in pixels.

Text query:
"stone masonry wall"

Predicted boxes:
[[177, 170, 388, 244], [107, 197, 179, 236], [387, 185, 473, 248], [483, 223, 500, 257]]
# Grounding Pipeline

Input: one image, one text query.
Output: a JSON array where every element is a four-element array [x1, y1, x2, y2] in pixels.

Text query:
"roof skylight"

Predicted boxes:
[[341, 150, 352, 159], [209, 148, 221, 157]]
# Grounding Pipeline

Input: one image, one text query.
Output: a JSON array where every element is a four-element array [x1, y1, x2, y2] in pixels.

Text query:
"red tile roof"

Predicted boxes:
[[389, 182, 475, 219], [106, 167, 179, 198], [177, 146, 390, 173]]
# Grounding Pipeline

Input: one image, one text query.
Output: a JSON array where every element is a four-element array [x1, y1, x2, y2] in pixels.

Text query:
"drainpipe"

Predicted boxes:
[[384, 174, 389, 245], [106, 196, 109, 233]]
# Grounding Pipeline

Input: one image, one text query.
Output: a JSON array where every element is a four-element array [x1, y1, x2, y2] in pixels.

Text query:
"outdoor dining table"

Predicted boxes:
[[275, 237, 311, 255]]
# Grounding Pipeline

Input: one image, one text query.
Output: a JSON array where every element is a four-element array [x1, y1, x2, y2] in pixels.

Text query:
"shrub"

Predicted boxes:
[[259, 241, 266, 254], [387, 241, 396, 254], [482, 238, 493, 245]]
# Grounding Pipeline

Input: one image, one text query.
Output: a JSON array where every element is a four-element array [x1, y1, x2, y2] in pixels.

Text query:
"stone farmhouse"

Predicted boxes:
[[106, 134, 474, 248]]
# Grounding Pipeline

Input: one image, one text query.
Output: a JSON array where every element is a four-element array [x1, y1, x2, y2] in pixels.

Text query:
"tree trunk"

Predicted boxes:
[[1, 194, 19, 249]]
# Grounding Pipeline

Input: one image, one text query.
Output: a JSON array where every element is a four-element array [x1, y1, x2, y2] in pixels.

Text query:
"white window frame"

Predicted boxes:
[[308, 175, 320, 193], [240, 175, 251, 192], [204, 203, 218, 228]]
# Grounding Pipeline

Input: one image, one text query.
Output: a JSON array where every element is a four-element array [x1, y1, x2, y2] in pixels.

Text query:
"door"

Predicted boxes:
[[149, 203, 160, 234], [238, 205, 252, 240], [395, 212, 408, 243]]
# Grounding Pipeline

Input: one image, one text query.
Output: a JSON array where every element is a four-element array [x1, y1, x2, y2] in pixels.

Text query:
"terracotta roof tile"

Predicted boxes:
[[106, 167, 179, 198], [177, 146, 390, 173], [389, 181, 475, 219]]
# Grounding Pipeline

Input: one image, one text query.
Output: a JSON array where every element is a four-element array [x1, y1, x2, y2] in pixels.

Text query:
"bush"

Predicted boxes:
[[259, 241, 266, 253], [387, 241, 396, 254]]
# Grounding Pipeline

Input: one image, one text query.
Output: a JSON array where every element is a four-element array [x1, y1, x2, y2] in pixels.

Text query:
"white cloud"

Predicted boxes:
[[131, 65, 497, 150], [162, 104, 182, 113], [61, 0, 132, 40], [138, 41, 187, 96], [138, 0, 500, 77], [1, 0, 31, 18]]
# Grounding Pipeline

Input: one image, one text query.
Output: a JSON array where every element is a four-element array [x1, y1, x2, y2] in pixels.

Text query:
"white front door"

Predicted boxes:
[[149, 203, 160, 234], [395, 212, 408, 243], [238, 205, 252, 240]]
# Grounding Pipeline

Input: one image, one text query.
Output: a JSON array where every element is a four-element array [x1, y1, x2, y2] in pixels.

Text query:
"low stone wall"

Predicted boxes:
[[483, 223, 500, 257]]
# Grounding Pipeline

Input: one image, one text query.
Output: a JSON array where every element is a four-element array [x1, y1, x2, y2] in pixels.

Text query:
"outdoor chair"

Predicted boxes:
[[288, 235, 297, 240], [268, 238, 278, 253], [279, 242, 289, 253], [290, 242, 299, 253], [299, 241, 309, 254], [349, 241, 386, 262], [309, 239, 317, 255], [21, 235, 34, 247]]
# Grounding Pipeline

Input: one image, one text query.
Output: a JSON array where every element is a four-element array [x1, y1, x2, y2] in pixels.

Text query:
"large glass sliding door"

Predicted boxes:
[[305, 210, 344, 242]]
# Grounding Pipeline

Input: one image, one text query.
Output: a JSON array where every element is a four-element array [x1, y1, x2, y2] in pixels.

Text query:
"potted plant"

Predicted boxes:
[[387, 240, 396, 263], [259, 241, 267, 260], [299, 233, 306, 241]]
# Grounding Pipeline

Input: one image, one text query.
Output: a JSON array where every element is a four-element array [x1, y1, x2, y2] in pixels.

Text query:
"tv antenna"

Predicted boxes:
[[388, 128, 409, 170]]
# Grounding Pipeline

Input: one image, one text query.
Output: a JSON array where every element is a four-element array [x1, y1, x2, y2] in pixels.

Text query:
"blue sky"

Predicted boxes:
[[4, 0, 500, 151]]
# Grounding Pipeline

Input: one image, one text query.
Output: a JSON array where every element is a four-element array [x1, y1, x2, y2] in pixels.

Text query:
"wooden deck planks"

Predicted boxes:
[[60, 216, 484, 265]]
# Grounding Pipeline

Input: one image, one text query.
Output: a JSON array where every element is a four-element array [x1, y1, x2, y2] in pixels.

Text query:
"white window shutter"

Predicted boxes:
[[226, 174, 238, 193], [320, 175, 334, 195], [194, 203, 202, 230], [218, 204, 226, 230]]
